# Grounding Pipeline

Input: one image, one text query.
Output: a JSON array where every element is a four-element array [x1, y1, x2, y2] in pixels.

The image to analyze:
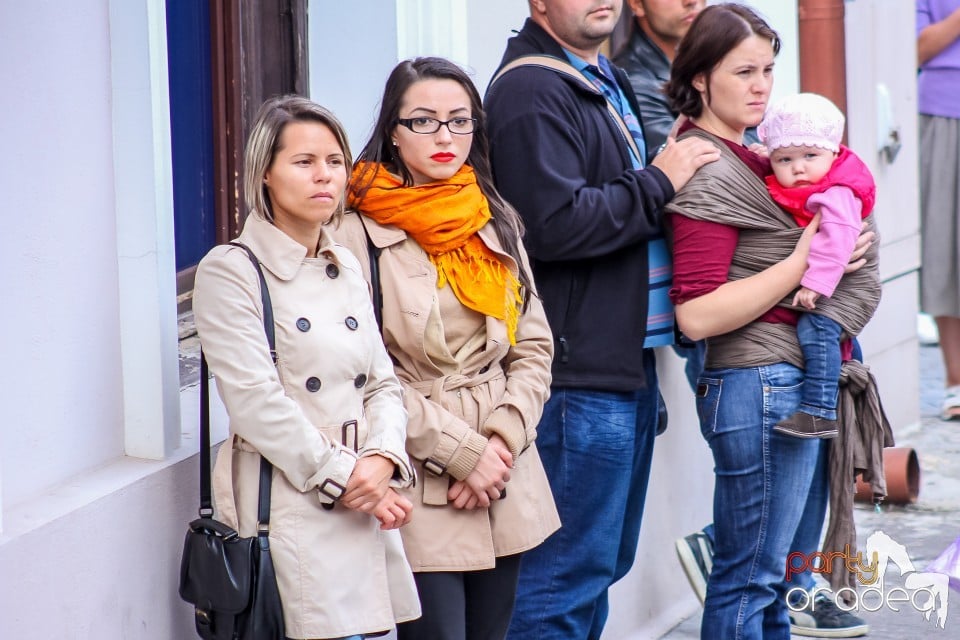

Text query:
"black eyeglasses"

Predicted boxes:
[[396, 116, 477, 135]]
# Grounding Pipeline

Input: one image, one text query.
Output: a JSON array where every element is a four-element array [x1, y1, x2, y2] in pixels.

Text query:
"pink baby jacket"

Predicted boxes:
[[765, 147, 876, 297]]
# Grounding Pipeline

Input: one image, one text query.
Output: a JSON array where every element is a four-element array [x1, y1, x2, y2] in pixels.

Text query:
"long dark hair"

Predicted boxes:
[[352, 56, 533, 306], [665, 3, 780, 118]]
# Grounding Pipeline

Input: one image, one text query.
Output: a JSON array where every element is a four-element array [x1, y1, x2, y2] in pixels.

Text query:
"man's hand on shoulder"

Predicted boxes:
[[650, 136, 721, 193]]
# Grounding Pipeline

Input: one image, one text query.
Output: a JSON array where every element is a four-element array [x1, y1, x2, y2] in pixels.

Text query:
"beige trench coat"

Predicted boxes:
[[192, 215, 420, 638], [336, 211, 560, 572]]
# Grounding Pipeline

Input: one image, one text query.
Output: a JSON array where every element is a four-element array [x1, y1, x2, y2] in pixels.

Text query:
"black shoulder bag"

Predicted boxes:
[[178, 242, 285, 640]]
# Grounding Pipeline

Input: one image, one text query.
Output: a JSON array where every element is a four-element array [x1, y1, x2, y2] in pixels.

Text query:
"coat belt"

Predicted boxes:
[[404, 366, 505, 505]]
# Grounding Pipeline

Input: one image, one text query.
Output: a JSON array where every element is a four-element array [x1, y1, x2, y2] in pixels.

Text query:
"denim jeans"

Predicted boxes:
[[697, 363, 821, 639], [796, 313, 843, 420], [507, 351, 659, 640], [788, 439, 829, 596], [704, 437, 827, 596]]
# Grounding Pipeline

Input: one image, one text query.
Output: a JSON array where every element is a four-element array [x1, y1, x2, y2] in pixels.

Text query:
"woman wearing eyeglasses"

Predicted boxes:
[[336, 57, 559, 640]]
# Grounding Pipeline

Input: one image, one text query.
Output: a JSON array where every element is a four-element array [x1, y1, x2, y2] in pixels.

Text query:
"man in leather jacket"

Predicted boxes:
[[613, 0, 704, 164]]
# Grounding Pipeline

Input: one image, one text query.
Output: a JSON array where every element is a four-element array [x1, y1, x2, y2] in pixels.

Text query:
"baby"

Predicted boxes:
[[758, 93, 878, 439]]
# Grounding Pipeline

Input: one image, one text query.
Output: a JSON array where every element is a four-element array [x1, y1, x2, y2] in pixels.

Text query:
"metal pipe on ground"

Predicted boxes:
[[855, 447, 922, 505]]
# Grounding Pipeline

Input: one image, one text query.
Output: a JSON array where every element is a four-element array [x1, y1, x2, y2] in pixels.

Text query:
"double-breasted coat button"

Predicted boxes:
[[305, 377, 322, 392], [326, 263, 340, 279], [296, 317, 311, 332], [345, 316, 359, 331], [354, 374, 367, 388]]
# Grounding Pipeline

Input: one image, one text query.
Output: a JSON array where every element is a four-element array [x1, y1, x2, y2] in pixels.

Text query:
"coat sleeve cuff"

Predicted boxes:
[[481, 414, 526, 459], [359, 446, 416, 489], [438, 429, 488, 481], [309, 446, 357, 504]]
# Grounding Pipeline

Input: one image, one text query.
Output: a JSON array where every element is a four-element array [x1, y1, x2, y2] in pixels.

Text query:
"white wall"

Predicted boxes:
[[309, 0, 529, 153], [845, 0, 921, 433], [0, 0, 125, 511], [0, 384, 226, 639], [309, 3, 401, 153], [0, 1, 197, 636]]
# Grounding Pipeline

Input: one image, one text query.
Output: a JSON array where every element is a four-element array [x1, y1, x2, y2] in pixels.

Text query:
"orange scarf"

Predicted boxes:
[[348, 162, 521, 344]]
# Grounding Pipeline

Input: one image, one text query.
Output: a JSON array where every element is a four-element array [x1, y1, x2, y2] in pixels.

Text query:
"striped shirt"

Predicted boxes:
[[564, 50, 675, 348]]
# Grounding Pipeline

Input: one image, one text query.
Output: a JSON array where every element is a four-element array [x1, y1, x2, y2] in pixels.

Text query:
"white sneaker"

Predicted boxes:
[[789, 593, 869, 637], [942, 385, 960, 421], [674, 530, 713, 605], [918, 313, 939, 345]]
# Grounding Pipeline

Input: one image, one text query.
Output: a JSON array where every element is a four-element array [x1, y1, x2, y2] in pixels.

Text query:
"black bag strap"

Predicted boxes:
[[230, 242, 277, 366], [197, 241, 275, 534], [358, 217, 384, 333]]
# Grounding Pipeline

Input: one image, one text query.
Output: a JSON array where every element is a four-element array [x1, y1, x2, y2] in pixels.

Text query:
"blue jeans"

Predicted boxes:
[[796, 313, 843, 420], [790, 439, 829, 590], [703, 438, 828, 598], [697, 364, 821, 639], [507, 351, 659, 640]]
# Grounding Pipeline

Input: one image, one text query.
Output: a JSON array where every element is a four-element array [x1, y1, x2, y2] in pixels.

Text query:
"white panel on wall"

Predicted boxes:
[[844, 0, 920, 435], [845, 0, 919, 251], [0, 0, 125, 509], [109, 0, 182, 460], [397, 0, 469, 66], [859, 274, 921, 431]]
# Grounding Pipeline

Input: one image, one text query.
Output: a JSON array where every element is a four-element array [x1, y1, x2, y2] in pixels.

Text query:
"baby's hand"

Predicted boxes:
[[793, 287, 820, 310], [748, 142, 769, 157]]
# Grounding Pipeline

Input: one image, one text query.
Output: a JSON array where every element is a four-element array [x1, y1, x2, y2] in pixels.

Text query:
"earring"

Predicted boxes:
[[391, 140, 398, 146]]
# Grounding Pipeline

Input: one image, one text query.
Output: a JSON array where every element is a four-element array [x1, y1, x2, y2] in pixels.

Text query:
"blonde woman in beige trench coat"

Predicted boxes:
[[338, 57, 560, 640], [192, 96, 420, 640]]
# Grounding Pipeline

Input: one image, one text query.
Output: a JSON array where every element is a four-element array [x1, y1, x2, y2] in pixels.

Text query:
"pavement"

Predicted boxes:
[[660, 342, 960, 639]]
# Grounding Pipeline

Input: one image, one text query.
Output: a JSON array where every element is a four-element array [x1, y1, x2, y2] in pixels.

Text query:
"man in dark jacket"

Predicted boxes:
[[485, 1, 718, 638]]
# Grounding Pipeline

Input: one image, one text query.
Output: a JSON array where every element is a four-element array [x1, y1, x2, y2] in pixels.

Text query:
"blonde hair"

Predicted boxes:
[[244, 95, 352, 225]]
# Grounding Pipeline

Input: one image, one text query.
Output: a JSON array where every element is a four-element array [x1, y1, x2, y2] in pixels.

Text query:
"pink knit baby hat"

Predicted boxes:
[[758, 92, 845, 153]]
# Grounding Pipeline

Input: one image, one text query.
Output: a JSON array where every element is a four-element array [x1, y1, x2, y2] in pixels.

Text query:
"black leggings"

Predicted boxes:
[[396, 554, 522, 640]]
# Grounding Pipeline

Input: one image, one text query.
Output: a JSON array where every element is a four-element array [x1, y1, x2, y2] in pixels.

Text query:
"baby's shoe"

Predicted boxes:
[[774, 411, 838, 439]]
